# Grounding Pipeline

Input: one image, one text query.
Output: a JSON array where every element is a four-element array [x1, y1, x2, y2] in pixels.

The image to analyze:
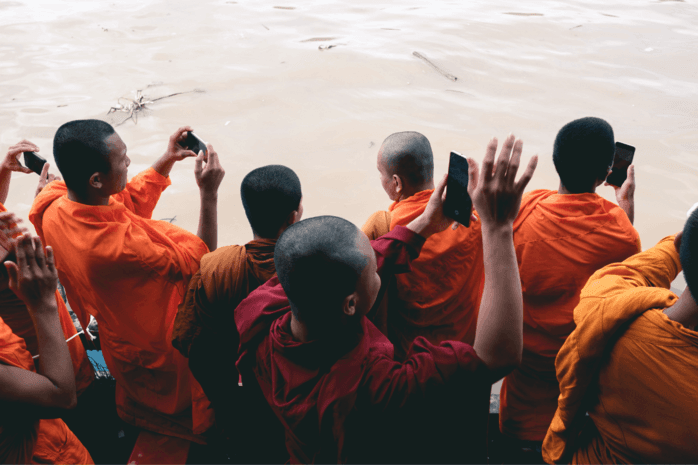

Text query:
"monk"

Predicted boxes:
[[0, 140, 94, 396], [171, 164, 302, 461], [543, 212, 698, 464], [235, 135, 537, 463], [29, 120, 225, 442], [0, 220, 92, 464], [498, 117, 641, 461], [362, 131, 484, 360]]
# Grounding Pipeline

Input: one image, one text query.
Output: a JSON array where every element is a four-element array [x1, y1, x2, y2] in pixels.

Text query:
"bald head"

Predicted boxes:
[[379, 131, 434, 188], [275, 216, 370, 324], [681, 208, 698, 300]]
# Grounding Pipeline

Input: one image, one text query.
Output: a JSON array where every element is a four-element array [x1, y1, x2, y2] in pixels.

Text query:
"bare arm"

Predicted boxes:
[[0, 229, 76, 415], [470, 136, 538, 383], [0, 141, 36, 204], [195, 144, 225, 252], [606, 164, 635, 225]]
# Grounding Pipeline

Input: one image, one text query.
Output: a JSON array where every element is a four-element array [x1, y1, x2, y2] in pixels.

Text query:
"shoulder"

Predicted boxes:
[[362, 210, 392, 240]]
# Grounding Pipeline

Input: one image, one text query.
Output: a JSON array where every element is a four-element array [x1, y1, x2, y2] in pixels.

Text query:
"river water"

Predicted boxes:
[[2, 0, 697, 280]]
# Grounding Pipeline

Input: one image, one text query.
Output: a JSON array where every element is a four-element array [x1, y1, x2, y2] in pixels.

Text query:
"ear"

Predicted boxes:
[[287, 209, 300, 227], [342, 291, 358, 317], [89, 172, 103, 190], [392, 174, 403, 194]]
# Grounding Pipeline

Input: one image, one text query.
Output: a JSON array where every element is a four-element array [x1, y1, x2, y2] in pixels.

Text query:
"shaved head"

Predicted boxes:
[[379, 131, 434, 187], [681, 208, 698, 300], [275, 216, 370, 324]]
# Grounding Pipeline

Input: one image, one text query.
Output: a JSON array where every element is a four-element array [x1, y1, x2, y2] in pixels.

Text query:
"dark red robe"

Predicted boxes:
[[235, 226, 492, 463]]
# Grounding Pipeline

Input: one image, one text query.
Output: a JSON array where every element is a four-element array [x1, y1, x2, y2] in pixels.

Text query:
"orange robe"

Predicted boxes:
[[543, 236, 698, 464], [29, 168, 212, 442], [0, 316, 93, 464], [171, 239, 276, 427], [363, 190, 484, 359], [500, 190, 640, 442], [0, 202, 94, 396]]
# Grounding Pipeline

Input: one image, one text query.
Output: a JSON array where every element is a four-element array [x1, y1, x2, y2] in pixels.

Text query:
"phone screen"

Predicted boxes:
[[443, 151, 472, 227], [23, 152, 47, 175], [606, 142, 635, 187], [183, 132, 208, 156]]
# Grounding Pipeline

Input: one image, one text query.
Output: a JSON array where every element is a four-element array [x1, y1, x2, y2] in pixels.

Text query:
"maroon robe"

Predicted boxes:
[[235, 226, 492, 463]]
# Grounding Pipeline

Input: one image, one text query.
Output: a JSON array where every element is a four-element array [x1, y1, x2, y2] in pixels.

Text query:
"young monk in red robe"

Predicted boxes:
[[235, 135, 538, 463], [498, 117, 641, 462], [543, 216, 698, 464], [362, 132, 484, 359], [0, 140, 94, 397], [29, 120, 225, 442], [172, 165, 302, 462], [0, 220, 92, 464]]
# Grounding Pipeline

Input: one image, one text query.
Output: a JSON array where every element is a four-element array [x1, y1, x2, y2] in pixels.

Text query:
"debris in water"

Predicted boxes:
[[570, 25, 583, 30], [301, 37, 337, 42], [57, 104, 68, 107], [161, 216, 177, 224], [274, 6, 296, 9], [107, 88, 205, 126], [368, 141, 375, 148], [262, 23, 269, 30], [319, 44, 344, 51], [504, 12, 544, 16], [413, 51, 458, 82], [601, 13, 618, 17]]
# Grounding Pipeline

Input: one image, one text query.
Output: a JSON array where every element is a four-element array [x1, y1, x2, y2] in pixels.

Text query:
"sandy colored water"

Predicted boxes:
[[2, 0, 697, 285]]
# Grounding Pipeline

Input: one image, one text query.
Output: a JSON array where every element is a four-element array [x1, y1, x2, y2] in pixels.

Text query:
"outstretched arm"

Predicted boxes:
[[470, 136, 538, 383], [0, 224, 76, 418]]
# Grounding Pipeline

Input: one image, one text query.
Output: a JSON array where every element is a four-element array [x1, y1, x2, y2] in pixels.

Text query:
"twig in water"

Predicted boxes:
[[413, 52, 458, 82]]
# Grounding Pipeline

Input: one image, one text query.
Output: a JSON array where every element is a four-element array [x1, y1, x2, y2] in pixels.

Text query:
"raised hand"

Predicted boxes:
[[165, 126, 198, 162], [606, 165, 635, 224], [0, 212, 27, 244], [4, 234, 58, 311], [467, 135, 538, 229], [3, 140, 37, 174], [195, 144, 225, 194], [35, 162, 62, 198]]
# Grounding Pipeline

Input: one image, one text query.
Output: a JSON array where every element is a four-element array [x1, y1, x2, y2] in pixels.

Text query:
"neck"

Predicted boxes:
[[67, 189, 110, 206], [290, 314, 312, 342], [396, 181, 435, 202], [664, 287, 698, 329], [557, 182, 597, 195]]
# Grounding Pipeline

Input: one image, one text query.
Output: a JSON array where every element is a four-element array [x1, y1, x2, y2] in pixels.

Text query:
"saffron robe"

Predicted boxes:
[[543, 235, 698, 464], [235, 226, 491, 464], [0, 201, 94, 397], [500, 190, 640, 442], [0, 316, 93, 464], [363, 190, 484, 359], [171, 239, 276, 431], [29, 168, 212, 442]]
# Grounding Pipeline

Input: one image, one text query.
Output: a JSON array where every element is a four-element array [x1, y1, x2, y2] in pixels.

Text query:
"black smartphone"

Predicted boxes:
[[23, 151, 47, 175], [443, 151, 472, 227], [606, 142, 635, 187], [183, 132, 208, 157]]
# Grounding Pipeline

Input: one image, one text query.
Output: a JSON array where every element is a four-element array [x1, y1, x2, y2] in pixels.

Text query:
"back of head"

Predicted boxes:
[[53, 119, 115, 197], [553, 117, 615, 193], [681, 209, 698, 300], [275, 216, 368, 324], [380, 131, 434, 187], [241, 165, 302, 238]]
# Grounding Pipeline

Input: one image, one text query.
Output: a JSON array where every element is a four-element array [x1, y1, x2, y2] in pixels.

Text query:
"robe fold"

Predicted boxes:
[[363, 190, 484, 360], [500, 190, 640, 442], [542, 235, 698, 464], [171, 238, 276, 433], [0, 202, 95, 397], [29, 168, 213, 442], [235, 226, 491, 464], [0, 316, 93, 464]]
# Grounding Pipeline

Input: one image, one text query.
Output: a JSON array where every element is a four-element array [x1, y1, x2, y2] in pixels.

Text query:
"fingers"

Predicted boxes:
[[626, 165, 635, 183], [505, 139, 523, 186], [467, 157, 479, 195], [7, 141, 39, 156], [481, 137, 498, 184], [195, 150, 204, 177], [45, 246, 56, 275], [32, 236, 46, 270], [494, 134, 516, 182], [434, 173, 448, 203], [40, 162, 49, 180], [514, 155, 538, 193], [182, 150, 197, 159], [174, 126, 194, 142], [14, 235, 28, 273], [4, 262, 18, 291]]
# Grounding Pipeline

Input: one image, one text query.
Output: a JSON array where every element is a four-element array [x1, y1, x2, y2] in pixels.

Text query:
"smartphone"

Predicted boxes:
[[443, 151, 472, 227], [183, 132, 208, 157], [606, 142, 635, 187], [23, 151, 47, 175]]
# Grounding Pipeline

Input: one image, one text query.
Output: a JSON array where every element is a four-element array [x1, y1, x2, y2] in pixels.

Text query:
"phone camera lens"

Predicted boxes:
[[455, 210, 459, 216]]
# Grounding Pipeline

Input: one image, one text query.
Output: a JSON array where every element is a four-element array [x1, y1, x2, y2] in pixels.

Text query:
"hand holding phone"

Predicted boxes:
[[183, 132, 208, 158], [443, 151, 473, 227], [23, 152, 47, 175]]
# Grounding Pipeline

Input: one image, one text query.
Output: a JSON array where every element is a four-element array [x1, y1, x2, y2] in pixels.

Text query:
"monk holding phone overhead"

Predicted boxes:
[[29, 120, 225, 442], [0, 218, 92, 464], [236, 135, 536, 463], [362, 132, 484, 360], [498, 117, 640, 462]]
